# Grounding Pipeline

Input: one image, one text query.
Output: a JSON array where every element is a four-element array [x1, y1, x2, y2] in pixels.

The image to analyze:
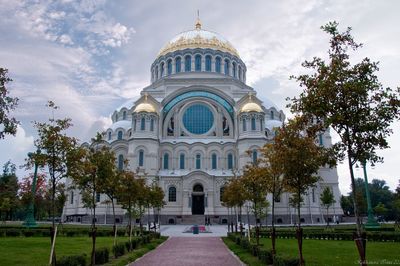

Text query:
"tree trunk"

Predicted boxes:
[[234, 207, 238, 233], [347, 148, 367, 266], [271, 198, 276, 255], [111, 199, 117, 246], [239, 205, 243, 237], [91, 174, 96, 266], [297, 192, 304, 266], [327, 207, 330, 227]]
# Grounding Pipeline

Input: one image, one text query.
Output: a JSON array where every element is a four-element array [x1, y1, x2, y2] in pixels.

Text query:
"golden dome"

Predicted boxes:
[[157, 20, 239, 58], [241, 102, 263, 113], [134, 94, 157, 113]]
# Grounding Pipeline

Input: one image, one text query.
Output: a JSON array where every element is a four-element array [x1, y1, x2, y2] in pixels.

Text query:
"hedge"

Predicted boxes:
[[95, 247, 109, 264], [228, 233, 302, 266], [56, 254, 86, 266]]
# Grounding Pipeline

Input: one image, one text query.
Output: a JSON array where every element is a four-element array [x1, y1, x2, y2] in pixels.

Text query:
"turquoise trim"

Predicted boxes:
[[163, 90, 234, 120]]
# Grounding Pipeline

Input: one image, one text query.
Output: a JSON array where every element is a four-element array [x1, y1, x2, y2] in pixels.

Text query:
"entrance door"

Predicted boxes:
[[192, 195, 205, 215]]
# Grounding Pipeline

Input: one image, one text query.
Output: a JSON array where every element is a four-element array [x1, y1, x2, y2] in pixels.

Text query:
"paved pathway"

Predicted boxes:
[[160, 225, 228, 237], [131, 237, 243, 266]]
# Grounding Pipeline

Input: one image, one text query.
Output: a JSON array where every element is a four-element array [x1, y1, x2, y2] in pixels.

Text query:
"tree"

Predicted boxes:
[[0, 161, 19, 221], [0, 68, 19, 139], [19, 172, 47, 220], [148, 182, 165, 232], [240, 157, 269, 246], [289, 21, 400, 265], [67, 134, 112, 266], [274, 116, 334, 265], [29, 101, 80, 265], [116, 170, 144, 249], [373, 202, 388, 220], [320, 187, 336, 226], [222, 177, 247, 235], [259, 142, 284, 255]]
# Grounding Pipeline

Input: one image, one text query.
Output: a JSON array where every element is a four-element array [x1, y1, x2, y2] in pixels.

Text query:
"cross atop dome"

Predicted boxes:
[[195, 10, 202, 30]]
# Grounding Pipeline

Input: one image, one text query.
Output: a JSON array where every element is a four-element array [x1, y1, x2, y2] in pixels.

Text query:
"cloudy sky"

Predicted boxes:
[[0, 0, 399, 194]]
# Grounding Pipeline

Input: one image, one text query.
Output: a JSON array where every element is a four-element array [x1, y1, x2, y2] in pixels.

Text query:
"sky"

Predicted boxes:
[[0, 0, 399, 194]]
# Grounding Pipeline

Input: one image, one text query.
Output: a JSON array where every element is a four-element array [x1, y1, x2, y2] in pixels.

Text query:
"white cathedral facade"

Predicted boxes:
[[63, 20, 343, 225]]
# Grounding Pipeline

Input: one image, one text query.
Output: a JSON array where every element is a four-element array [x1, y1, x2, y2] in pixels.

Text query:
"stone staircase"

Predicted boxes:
[[181, 215, 205, 225]]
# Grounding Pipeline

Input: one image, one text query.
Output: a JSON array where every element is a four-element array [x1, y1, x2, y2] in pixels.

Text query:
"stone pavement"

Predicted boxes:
[[131, 237, 243, 266]]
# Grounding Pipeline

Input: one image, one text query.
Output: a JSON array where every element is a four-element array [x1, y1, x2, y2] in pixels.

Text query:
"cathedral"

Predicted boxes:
[[63, 19, 343, 225]]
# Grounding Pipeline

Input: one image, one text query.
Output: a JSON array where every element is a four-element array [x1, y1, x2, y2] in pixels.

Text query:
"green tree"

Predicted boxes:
[[0, 68, 19, 139], [148, 182, 165, 232], [373, 202, 388, 219], [274, 116, 333, 265], [320, 187, 336, 226], [240, 157, 269, 246], [30, 101, 80, 265], [260, 143, 284, 255], [289, 21, 400, 265], [0, 161, 19, 221]]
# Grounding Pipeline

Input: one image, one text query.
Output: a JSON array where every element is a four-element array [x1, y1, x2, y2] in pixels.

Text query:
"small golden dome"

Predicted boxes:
[[134, 93, 157, 113], [134, 103, 156, 113], [241, 102, 263, 113]]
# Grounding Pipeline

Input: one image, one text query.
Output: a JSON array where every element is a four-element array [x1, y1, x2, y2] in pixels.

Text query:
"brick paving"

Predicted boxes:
[[131, 237, 243, 266]]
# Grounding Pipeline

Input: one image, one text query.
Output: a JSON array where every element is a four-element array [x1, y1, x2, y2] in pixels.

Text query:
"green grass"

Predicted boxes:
[[222, 237, 264, 266], [224, 236, 400, 266], [0, 236, 166, 266]]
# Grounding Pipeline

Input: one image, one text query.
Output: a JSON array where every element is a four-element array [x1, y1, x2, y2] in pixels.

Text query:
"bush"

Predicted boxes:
[[22, 230, 34, 237], [95, 247, 109, 264], [112, 242, 126, 258], [274, 256, 302, 266], [250, 244, 259, 257], [56, 254, 86, 266], [258, 249, 273, 264], [6, 229, 21, 237]]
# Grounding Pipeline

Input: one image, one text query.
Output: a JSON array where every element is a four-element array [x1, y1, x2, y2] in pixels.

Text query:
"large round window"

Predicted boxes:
[[183, 104, 214, 134]]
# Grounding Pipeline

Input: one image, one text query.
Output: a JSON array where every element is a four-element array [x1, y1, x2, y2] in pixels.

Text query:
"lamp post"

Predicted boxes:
[[24, 149, 41, 227], [357, 161, 379, 228]]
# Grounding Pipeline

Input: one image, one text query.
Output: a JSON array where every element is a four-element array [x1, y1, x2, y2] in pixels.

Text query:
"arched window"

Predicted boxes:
[[123, 111, 126, 120], [115, 113, 118, 121], [167, 59, 172, 75], [242, 118, 247, 131], [96, 192, 100, 203], [155, 66, 158, 79], [252, 150, 258, 165], [195, 154, 201, 169], [251, 117, 256, 130], [163, 153, 169, 170], [220, 186, 225, 202], [224, 59, 230, 75], [185, 55, 191, 72], [179, 153, 185, 169], [140, 117, 145, 130], [150, 118, 154, 131], [108, 131, 111, 141], [270, 110, 274, 120], [232, 62, 237, 78], [133, 119, 136, 131], [319, 134, 323, 146], [215, 57, 221, 73], [117, 131, 123, 140], [205, 55, 211, 71], [238, 66, 242, 80], [195, 55, 201, 71], [211, 153, 217, 170], [138, 150, 144, 167], [70, 191, 74, 204], [175, 57, 181, 73], [160, 62, 164, 77], [168, 186, 176, 202], [227, 153, 233, 170], [118, 154, 124, 170], [312, 188, 316, 203]]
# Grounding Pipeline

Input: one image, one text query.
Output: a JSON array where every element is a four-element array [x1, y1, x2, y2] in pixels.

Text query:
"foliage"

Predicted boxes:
[[0, 161, 19, 221], [112, 242, 126, 258], [0, 68, 19, 139], [320, 187, 336, 226], [94, 247, 109, 264], [289, 21, 400, 247], [56, 254, 86, 266]]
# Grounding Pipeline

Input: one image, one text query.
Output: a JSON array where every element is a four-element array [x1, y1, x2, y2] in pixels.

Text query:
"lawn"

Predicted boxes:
[[224, 236, 400, 266], [0, 236, 156, 266]]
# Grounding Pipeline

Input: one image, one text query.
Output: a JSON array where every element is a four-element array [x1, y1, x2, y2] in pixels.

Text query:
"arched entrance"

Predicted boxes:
[[191, 184, 205, 215]]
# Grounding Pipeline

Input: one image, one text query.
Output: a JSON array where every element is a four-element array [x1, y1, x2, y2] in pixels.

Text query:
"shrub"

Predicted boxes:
[[22, 230, 34, 237], [56, 254, 86, 266], [112, 242, 126, 258], [258, 249, 273, 264], [95, 247, 109, 264], [274, 256, 302, 266], [6, 229, 20, 237], [66, 231, 76, 237]]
